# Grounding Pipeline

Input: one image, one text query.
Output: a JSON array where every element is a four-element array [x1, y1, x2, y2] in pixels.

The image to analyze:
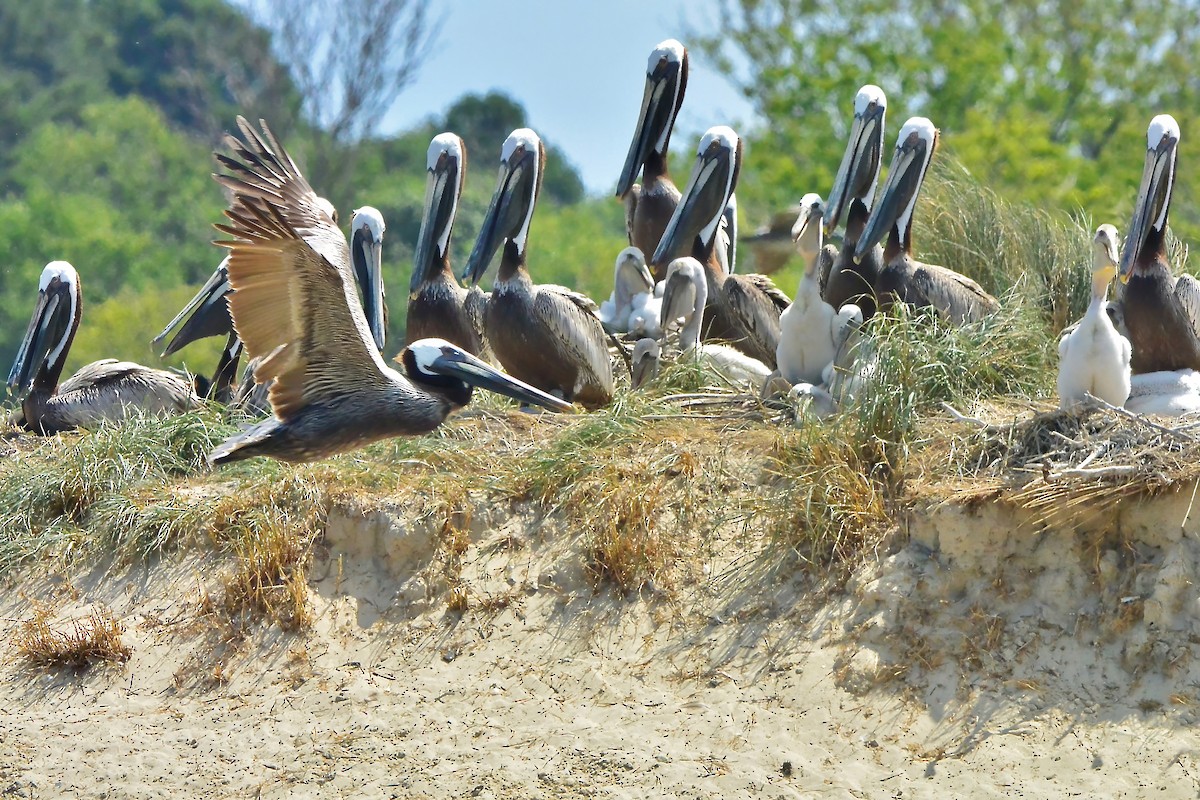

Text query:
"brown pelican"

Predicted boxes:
[[823, 84, 887, 319], [630, 337, 661, 389], [1057, 225, 1130, 409], [660, 256, 772, 387], [740, 205, 803, 275], [208, 117, 570, 464], [154, 207, 389, 406], [8, 261, 199, 433], [853, 117, 999, 324], [407, 132, 493, 361], [462, 128, 614, 409], [651, 126, 790, 368], [777, 194, 863, 385], [616, 39, 687, 281], [1116, 114, 1200, 374]]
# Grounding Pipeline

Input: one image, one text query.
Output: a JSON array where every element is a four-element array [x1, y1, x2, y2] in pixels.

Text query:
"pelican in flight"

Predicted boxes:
[[1057, 225, 1130, 409], [823, 85, 887, 319], [652, 126, 790, 368], [1116, 114, 1200, 374], [854, 117, 999, 324], [660, 256, 772, 387], [207, 118, 570, 464], [777, 194, 863, 386], [407, 132, 492, 361], [8, 261, 199, 433], [462, 128, 614, 409]]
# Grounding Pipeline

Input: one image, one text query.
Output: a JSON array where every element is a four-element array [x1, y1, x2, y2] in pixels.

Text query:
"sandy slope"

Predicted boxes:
[[3, 490, 1200, 799]]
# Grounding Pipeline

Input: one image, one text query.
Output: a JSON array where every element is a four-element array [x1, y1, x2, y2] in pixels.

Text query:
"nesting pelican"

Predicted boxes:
[[207, 117, 570, 464], [854, 117, 999, 324], [660, 256, 772, 387], [776, 194, 863, 386], [1126, 370, 1200, 416], [407, 133, 493, 361], [652, 127, 789, 368], [823, 85, 887, 319], [1057, 225, 1131, 409], [8, 261, 199, 433], [1115, 114, 1200, 374], [462, 128, 614, 409]]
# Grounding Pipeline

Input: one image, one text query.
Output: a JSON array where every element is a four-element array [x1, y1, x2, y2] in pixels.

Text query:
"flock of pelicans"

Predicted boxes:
[[5, 39, 1200, 465]]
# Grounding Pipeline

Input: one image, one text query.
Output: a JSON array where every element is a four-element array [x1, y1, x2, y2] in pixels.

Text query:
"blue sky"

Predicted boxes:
[[379, 0, 758, 194]]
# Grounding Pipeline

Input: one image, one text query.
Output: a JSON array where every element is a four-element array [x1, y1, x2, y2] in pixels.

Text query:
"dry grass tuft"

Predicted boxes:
[[14, 600, 130, 669]]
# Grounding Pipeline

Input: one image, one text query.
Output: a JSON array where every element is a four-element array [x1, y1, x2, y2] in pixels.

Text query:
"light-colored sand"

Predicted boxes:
[[3, 488, 1200, 799]]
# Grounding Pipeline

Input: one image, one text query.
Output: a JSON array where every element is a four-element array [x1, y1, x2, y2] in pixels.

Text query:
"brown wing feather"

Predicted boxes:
[[533, 286, 614, 401], [213, 117, 391, 421]]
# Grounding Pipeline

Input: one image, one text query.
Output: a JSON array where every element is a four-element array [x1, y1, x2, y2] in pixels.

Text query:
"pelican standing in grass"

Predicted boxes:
[[853, 117, 999, 324], [462, 128, 614, 409], [659, 256, 772, 387], [407, 133, 493, 361], [1115, 114, 1200, 374], [776, 193, 863, 386], [8, 261, 199, 433], [1057, 225, 1130, 409], [823, 85, 887, 319], [207, 117, 570, 464], [652, 126, 790, 368]]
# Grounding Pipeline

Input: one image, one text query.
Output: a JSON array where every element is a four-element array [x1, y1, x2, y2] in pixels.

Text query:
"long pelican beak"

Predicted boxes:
[[8, 274, 77, 395], [462, 131, 543, 286], [658, 258, 704, 332], [152, 257, 233, 356], [401, 339, 573, 412], [824, 95, 886, 234], [651, 128, 741, 268], [412, 150, 462, 295], [1119, 115, 1179, 284], [853, 118, 937, 263], [351, 208, 387, 351], [615, 47, 686, 198]]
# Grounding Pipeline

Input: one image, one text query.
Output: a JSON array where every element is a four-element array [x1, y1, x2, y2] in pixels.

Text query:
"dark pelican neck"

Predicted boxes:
[[497, 240, 529, 283], [845, 199, 871, 247], [422, 249, 458, 285], [883, 222, 911, 264], [1133, 226, 1168, 277], [643, 149, 669, 185]]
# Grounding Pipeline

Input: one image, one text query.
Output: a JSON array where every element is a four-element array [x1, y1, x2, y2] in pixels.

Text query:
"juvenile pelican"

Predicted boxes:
[[462, 129, 614, 409], [854, 117, 999, 324], [616, 39, 687, 281], [1116, 114, 1200, 374], [652, 127, 790, 368], [630, 337, 661, 389], [823, 85, 887, 319], [407, 133, 492, 361], [1057, 225, 1131, 409], [599, 247, 655, 332], [777, 194, 863, 385], [660, 256, 772, 387], [208, 118, 570, 464], [8, 261, 199, 433], [1126, 370, 1200, 416]]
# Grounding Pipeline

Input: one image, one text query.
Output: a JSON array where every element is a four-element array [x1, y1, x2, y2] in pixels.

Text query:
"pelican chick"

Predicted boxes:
[[8, 261, 199, 433], [776, 193, 863, 385], [463, 129, 614, 409], [1126, 369, 1200, 416], [659, 256, 771, 387], [854, 117, 999, 324], [599, 246, 655, 332], [208, 118, 570, 464], [630, 337, 661, 389], [1057, 225, 1130, 409], [407, 133, 493, 361]]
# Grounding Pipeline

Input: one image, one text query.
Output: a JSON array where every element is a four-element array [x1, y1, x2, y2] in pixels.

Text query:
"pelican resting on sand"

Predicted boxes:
[[1057, 225, 1130, 410], [207, 117, 570, 464], [776, 194, 863, 386], [407, 132, 493, 361], [854, 117, 999, 325], [823, 84, 888, 319], [1115, 114, 1200, 375], [463, 128, 614, 409], [8, 261, 199, 433], [652, 126, 790, 368], [660, 256, 772, 387]]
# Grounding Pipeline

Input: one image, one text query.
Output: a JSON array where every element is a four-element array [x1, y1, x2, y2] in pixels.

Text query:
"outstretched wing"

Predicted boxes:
[[213, 117, 392, 422]]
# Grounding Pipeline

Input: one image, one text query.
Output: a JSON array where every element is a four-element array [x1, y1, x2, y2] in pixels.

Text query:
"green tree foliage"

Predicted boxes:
[[697, 0, 1200, 241]]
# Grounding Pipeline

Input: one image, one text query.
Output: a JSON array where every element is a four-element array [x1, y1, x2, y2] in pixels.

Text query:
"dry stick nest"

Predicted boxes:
[[942, 397, 1200, 530]]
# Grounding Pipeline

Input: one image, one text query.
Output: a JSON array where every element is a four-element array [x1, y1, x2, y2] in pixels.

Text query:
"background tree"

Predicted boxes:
[[696, 0, 1200, 240]]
